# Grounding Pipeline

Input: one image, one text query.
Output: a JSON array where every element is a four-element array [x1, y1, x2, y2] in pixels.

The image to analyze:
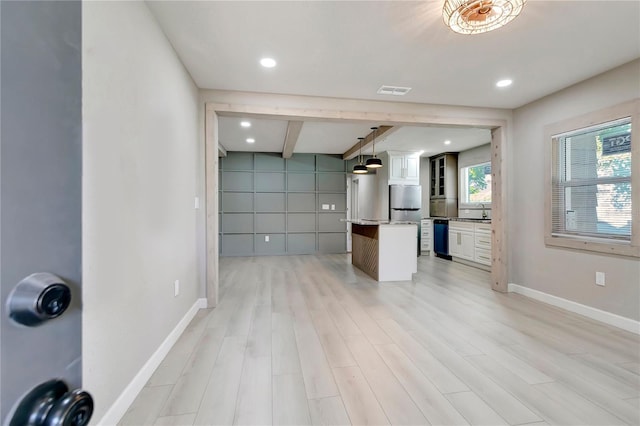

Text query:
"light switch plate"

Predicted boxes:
[[595, 272, 605, 286], [322, 204, 330, 210], [174, 280, 180, 296], [265, 235, 270, 242]]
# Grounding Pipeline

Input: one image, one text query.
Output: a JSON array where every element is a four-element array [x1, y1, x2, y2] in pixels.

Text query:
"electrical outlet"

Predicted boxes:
[[322, 204, 330, 210], [174, 280, 180, 296], [331, 204, 336, 210], [265, 235, 270, 242], [595, 272, 605, 286], [566, 210, 577, 231]]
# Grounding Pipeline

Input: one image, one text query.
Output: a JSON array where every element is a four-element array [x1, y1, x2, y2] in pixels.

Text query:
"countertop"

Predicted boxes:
[[423, 217, 492, 224], [450, 218, 492, 224], [341, 219, 419, 225]]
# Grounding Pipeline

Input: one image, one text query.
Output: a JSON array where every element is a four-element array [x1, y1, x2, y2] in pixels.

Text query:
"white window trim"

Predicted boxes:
[[460, 161, 492, 207], [544, 99, 640, 258]]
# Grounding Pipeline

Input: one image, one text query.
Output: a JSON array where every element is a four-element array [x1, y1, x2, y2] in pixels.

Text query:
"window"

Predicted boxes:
[[545, 100, 639, 257], [461, 162, 491, 204]]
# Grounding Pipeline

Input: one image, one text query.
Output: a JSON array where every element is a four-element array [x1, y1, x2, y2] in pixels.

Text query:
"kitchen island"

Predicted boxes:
[[349, 220, 417, 281]]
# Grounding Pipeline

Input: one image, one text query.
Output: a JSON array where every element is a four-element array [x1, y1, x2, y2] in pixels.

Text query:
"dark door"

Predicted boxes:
[[1, 1, 88, 424]]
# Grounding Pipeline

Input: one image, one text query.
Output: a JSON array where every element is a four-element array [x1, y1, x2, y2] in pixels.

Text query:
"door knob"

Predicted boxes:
[[7, 379, 93, 426], [6, 273, 72, 326]]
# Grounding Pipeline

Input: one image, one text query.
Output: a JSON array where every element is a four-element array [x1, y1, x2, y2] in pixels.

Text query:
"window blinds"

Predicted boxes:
[[551, 117, 632, 241]]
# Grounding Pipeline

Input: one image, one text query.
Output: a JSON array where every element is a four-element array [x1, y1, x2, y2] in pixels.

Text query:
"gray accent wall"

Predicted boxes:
[[220, 153, 348, 256]]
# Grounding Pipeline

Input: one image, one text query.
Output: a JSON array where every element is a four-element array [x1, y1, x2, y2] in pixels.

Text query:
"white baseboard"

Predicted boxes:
[[508, 283, 640, 335], [96, 297, 208, 425]]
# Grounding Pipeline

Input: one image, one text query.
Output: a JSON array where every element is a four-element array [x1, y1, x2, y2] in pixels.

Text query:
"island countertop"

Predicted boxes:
[[349, 221, 417, 282], [341, 219, 419, 225]]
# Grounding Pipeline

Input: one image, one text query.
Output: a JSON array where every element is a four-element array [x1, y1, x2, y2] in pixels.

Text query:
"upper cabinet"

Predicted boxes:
[[429, 153, 458, 217], [388, 151, 420, 185], [429, 153, 457, 199]]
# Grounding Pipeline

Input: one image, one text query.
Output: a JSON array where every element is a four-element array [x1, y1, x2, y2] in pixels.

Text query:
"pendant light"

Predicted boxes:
[[365, 126, 383, 169], [353, 137, 368, 174]]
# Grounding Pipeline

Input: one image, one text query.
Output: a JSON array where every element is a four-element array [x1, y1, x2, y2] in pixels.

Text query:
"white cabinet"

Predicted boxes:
[[449, 221, 492, 267], [388, 151, 420, 185], [420, 219, 432, 254], [449, 221, 474, 261], [474, 223, 492, 266], [405, 156, 419, 180]]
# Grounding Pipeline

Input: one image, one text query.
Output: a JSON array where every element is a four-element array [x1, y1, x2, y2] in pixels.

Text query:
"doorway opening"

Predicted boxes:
[[204, 102, 508, 306]]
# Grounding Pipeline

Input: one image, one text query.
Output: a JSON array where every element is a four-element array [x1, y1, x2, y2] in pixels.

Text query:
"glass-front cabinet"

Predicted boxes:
[[429, 153, 458, 217]]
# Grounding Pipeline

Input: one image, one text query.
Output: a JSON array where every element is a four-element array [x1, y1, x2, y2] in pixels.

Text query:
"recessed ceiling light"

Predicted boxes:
[[496, 79, 513, 88], [444, 140, 452, 145], [260, 57, 277, 68], [240, 121, 251, 128], [246, 138, 255, 144]]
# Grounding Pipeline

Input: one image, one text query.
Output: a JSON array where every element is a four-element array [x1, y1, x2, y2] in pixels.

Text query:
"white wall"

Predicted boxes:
[[375, 152, 391, 220], [82, 1, 201, 422], [510, 59, 640, 321], [458, 143, 491, 169], [354, 174, 377, 219], [420, 157, 430, 216]]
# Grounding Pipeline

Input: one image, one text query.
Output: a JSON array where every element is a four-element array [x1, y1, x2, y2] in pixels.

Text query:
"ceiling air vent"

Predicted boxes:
[[377, 85, 412, 96]]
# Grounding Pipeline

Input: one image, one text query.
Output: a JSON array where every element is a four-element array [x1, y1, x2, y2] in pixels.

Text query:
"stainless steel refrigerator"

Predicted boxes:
[[390, 185, 422, 255], [389, 185, 422, 222]]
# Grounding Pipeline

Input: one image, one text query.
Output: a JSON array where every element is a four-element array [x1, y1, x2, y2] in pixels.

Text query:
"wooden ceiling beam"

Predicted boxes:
[[282, 120, 304, 159], [342, 125, 396, 160], [218, 142, 227, 157]]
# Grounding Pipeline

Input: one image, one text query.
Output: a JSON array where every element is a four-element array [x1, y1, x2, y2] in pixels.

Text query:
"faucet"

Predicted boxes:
[[481, 204, 488, 219]]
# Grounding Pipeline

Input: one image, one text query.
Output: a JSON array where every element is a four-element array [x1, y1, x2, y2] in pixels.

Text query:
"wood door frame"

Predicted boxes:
[[346, 176, 352, 253], [205, 103, 508, 306]]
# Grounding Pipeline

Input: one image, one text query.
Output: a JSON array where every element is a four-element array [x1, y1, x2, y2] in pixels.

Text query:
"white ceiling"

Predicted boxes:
[[296, 121, 381, 154], [217, 115, 490, 157], [218, 116, 288, 152], [147, 0, 639, 109], [376, 126, 491, 156], [148, 1, 639, 158]]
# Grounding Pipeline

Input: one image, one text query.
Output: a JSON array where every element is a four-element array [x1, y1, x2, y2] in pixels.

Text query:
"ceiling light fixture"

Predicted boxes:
[[442, 0, 527, 35], [444, 140, 452, 145], [496, 79, 513, 88], [366, 127, 383, 169], [246, 138, 255, 144], [353, 137, 368, 174], [259, 57, 277, 68], [240, 121, 251, 128]]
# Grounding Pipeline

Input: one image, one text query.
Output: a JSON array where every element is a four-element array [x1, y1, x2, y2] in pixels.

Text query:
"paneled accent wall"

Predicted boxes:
[[219, 152, 348, 256]]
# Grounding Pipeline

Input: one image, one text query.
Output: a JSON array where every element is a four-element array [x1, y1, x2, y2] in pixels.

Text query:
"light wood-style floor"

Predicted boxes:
[[120, 254, 640, 426]]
